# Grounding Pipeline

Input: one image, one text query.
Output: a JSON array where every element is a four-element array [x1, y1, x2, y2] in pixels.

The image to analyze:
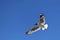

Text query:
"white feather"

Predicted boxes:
[[42, 24, 48, 30]]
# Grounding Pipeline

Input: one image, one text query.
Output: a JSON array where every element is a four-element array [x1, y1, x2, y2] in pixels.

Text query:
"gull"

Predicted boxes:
[[25, 13, 48, 34]]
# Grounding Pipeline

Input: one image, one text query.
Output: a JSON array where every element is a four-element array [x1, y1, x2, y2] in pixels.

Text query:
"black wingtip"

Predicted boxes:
[[25, 31, 28, 34], [25, 31, 30, 35], [40, 13, 44, 18]]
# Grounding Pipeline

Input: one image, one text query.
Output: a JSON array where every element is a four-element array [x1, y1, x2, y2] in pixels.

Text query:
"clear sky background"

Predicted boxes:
[[0, 0, 60, 40]]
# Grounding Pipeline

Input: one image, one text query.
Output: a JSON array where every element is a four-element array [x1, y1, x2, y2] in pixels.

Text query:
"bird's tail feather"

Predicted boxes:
[[42, 24, 48, 30]]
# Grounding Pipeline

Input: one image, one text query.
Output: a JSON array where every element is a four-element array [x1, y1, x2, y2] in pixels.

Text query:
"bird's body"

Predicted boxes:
[[25, 13, 48, 34]]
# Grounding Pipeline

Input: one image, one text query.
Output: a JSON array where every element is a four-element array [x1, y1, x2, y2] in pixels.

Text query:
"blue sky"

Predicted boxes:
[[0, 0, 60, 40]]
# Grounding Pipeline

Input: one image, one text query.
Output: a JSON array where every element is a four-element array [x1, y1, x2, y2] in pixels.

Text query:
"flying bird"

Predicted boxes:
[[25, 13, 48, 34]]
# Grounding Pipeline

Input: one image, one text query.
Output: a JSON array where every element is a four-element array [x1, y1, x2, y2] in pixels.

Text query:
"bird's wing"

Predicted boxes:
[[25, 24, 41, 34], [40, 13, 45, 24]]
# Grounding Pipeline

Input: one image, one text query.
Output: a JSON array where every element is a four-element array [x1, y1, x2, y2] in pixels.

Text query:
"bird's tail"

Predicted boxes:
[[42, 24, 48, 30]]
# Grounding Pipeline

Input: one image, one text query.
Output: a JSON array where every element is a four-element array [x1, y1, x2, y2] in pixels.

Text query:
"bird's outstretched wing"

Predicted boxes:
[[25, 24, 41, 34], [40, 13, 45, 25]]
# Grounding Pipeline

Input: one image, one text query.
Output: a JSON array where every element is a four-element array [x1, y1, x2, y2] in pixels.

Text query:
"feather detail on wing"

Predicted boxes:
[[25, 25, 41, 34]]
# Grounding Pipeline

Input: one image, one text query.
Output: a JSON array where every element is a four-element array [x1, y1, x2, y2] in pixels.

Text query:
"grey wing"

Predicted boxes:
[[25, 25, 41, 34]]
